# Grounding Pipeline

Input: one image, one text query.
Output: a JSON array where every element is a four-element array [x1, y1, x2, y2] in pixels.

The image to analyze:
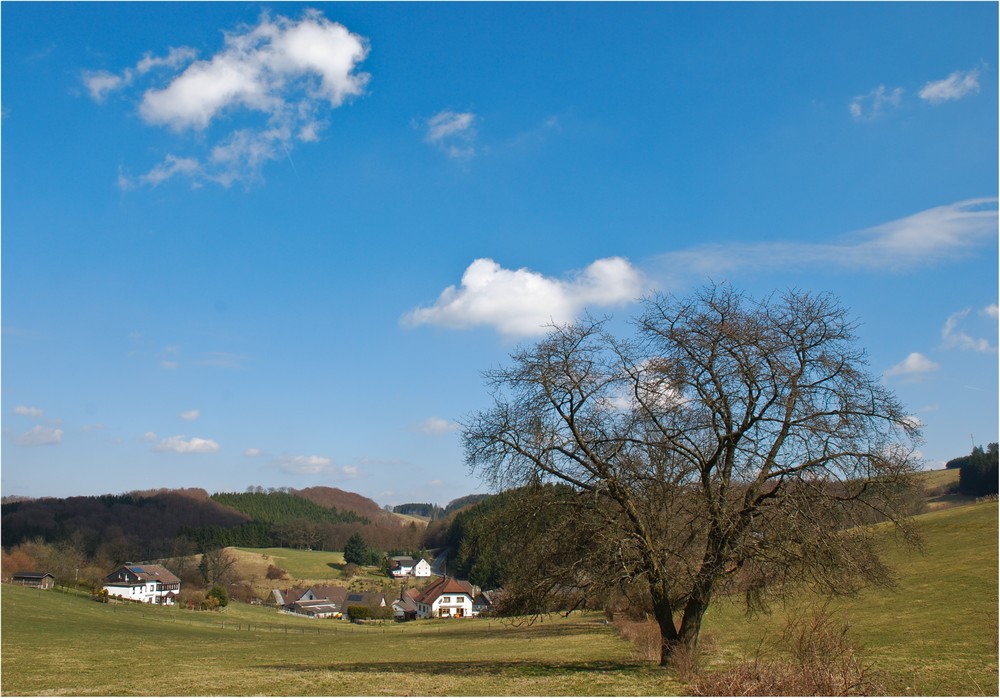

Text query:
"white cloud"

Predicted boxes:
[[153, 435, 220, 454], [414, 417, 460, 435], [86, 10, 369, 188], [849, 84, 903, 121], [919, 68, 981, 104], [341, 465, 360, 478], [275, 454, 334, 474], [424, 110, 477, 159], [982, 304, 998, 320], [16, 425, 63, 447], [179, 409, 200, 421], [404, 256, 645, 337], [13, 406, 43, 418], [942, 308, 998, 353], [655, 198, 997, 281], [136, 46, 199, 75], [161, 360, 179, 370], [884, 352, 940, 380], [244, 447, 263, 457], [82, 69, 131, 102]]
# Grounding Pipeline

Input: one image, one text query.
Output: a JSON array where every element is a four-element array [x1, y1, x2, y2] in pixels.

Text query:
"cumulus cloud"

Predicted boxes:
[[13, 406, 44, 418], [849, 84, 903, 121], [424, 110, 477, 159], [942, 307, 998, 353], [275, 454, 334, 474], [404, 256, 645, 337], [86, 10, 369, 188], [919, 68, 981, 104], [153, 435, 220, 454], [655, 198, 997, 282], [884, 352, 940, 381], [179, 409, 200, 421], [16, 425, 63, 447], [414, 417, 460, 435]]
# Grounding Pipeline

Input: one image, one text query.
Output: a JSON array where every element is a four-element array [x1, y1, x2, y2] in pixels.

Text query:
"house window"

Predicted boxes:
[[442, 596, 451, 603]]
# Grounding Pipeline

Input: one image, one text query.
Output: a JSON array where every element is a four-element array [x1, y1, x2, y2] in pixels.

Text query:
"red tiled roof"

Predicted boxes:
[[416, 577, 475, 605]]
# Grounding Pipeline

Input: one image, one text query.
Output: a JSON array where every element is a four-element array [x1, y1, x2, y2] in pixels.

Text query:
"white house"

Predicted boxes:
[[415, 577, 476, 619], [387, 556, 432, 578], [102, 564, 181, 605]]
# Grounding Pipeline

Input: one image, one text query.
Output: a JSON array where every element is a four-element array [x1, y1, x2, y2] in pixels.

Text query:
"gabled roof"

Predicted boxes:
[[307, 585, 349, 605], [12, 571, 55, 579], [416, 577, 475, 605], [345, 591, 386, 607], [393, 595, 418, 613], [104, 564, 180, 585]]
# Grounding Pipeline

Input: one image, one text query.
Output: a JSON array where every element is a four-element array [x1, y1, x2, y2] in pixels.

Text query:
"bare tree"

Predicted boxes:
[[463, 284, 921, 667], [198, 547, 239, 588]]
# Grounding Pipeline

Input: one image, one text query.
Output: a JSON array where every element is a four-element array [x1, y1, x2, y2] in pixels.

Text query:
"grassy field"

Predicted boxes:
[[2, 500, 996, 695], [230, 547, 392, 595], [698, 500, 998, 695], [0, 586, 675, 696]]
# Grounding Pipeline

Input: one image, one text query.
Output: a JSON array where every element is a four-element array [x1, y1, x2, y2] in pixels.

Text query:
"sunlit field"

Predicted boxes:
[[3, 501, 995, 696]]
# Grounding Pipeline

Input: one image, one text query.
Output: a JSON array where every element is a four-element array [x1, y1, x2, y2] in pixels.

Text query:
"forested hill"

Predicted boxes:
[[0, 489, 249, 553], [0, 486, 423, 561], [210, 491, 369, 525]]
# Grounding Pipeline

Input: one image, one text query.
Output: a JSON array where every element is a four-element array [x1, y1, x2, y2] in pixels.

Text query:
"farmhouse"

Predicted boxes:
[[386, 555, 431, 578], [102, 564, 180, 605], [276, 585, 349, 618], [415, 577, 476, 618], [11, 571, 55, 589]]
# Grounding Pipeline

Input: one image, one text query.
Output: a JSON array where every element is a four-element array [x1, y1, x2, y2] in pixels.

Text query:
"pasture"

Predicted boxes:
[[2, 500, 996, 695]]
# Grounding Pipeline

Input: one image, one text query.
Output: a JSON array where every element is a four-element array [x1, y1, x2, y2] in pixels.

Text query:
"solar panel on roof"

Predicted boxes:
[[129, 566, 144, 573]]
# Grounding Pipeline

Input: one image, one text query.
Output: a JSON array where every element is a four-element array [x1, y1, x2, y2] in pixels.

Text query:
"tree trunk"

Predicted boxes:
[[650, 582, 681, 667]]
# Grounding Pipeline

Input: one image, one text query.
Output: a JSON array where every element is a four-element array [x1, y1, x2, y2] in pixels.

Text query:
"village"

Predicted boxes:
[[10, 553, 497, 624]]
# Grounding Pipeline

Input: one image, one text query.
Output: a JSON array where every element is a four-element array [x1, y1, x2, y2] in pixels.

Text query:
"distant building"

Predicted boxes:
[[102, 564, 180, 605], [12, 572, 55, 589], [386, 556, 432, 578]]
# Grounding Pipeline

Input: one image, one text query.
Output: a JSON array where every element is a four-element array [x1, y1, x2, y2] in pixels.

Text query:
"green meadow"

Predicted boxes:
[[2, 501, 996, 696]]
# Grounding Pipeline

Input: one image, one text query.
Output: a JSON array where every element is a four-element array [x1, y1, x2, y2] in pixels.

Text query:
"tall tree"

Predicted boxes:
[[464, 284, 920, 667], [343, 532, 370, 565]]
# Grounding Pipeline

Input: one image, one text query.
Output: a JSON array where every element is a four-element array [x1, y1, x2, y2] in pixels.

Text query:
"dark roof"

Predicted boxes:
[[345, 591, 386, 607], [12, 571, 54, 579], [307, 585, 349, 605], [104, 564, 180, 585]]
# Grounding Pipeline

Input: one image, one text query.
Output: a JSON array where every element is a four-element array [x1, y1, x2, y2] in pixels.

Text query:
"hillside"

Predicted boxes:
[[698, 500, 998, 695], [1, 501, 995, 695], [1, 486, 422, 561]]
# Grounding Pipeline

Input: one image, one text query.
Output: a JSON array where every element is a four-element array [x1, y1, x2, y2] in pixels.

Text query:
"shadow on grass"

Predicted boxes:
[[259, 659, 648, 677]]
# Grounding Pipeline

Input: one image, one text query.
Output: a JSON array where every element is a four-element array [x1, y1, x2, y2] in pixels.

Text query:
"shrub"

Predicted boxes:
[[347, 605, 370, 620], [691, 609, 883, 696], [206, 583, 229, 608], [266, 564, 287, 580]]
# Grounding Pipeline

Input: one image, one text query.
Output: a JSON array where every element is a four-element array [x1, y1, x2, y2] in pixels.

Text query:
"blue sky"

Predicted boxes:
[[2, 2, 997, 506]]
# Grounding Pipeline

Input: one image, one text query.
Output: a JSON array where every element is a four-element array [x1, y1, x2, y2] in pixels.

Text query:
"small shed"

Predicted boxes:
[[12, 572, 55, 589]]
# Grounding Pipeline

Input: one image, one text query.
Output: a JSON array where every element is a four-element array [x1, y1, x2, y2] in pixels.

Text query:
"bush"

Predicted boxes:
[[206, 583, 229, 608], [691, 610, 883, 696], [346, 605, 370, 620], [266, 564, 287, 580]]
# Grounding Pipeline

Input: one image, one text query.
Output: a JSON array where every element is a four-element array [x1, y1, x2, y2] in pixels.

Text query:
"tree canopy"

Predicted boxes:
[[463, 284, 921, 666]]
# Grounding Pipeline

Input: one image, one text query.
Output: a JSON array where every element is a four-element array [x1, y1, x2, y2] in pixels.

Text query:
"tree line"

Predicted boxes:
[[947, 443, 999, 497]]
